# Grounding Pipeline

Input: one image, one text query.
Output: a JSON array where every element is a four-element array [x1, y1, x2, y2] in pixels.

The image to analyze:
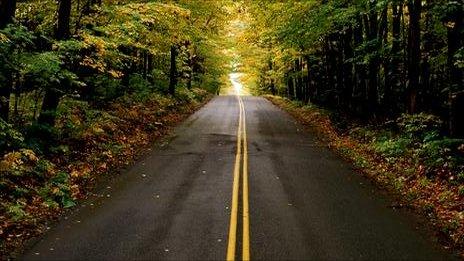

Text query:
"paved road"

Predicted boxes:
[[23, 95, 451, 260]]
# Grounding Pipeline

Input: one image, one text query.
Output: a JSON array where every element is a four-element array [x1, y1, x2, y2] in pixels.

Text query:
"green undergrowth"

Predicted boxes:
[[0, 88, 211, 257], [266, 95, 464, 257]]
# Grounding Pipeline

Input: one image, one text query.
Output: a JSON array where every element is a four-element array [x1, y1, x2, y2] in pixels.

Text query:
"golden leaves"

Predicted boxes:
[[0, 149, 38, 173]]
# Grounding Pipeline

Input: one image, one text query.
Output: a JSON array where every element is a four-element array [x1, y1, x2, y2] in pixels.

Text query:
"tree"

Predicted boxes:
[[406, 0, 422, 113], [56, 0, 72, 40], [0, 0, 17, 29], [444, 1, 464, 136], [38, 0, 72, 125], [0, 0, 17, 121], [169, 45, 178, 95], [240, 0, 463, 136]]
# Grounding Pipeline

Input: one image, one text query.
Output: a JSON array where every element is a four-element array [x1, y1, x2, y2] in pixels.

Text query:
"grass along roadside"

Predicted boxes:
[[265, 95, 464, 258], [0, 88, 212, 258]]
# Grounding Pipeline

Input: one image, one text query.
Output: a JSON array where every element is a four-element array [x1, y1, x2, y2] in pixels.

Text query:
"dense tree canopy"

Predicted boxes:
[[0, 0, 230, 126], [240, 0, 463, 137], [0, 1, 232, 254]]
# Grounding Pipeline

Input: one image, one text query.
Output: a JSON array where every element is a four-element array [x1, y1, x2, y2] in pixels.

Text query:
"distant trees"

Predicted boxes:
[[246, 0, 464, 137]]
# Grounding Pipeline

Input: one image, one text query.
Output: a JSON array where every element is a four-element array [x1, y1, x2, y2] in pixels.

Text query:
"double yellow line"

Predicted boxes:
[[226, 95, 250, 261]]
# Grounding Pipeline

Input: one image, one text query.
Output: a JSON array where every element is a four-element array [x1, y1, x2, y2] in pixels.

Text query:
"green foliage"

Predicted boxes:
[[418, 138, 464, 170], [397, 113, 443, 141], [85, 75, 123, 103], [0, 119, 24, 152], [374, 137, 412, 158], [39, 171, 75, 208], [454, 47, 464, 69], [6, 202, 28, 221], [458, 185, 464, 196], [21, 51, 83, 93], [128, 74, 152, 102], [349, 113, 463, 178], [0, 24, 36, 84], [24, 122, 60, 154]]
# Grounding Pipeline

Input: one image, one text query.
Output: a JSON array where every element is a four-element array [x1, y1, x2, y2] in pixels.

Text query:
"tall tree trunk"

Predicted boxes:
[[0, 0, 17, 29], [388, 1, 403, 115], [406, 0, 422, 113], [305, 56, 314, 103], [0, 76, 11, 121], [38, 86, 61, 126], [367, 1, 379, 117], [294, 59, 302, 101], [56, 0, 72, 40], [379, 6, 390, 116], [342, 27, 354, 110], [446, 2, 464, 136], [0, 0, 17, 121], [325, 36, 337, 107], [147, 53, 153, 80], [335, 34, 344, 108], [421, 0, 433, 113], [169, 45, 178, 95], [268, 59, 276, 95], [38, 0, 72, 125], [287, 71, 294, 99], [353, 14, 367, 115]]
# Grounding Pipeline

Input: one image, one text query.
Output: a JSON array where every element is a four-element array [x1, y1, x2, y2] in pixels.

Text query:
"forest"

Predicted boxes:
[[236, 0, 464, 254], [243, 1, 463, 135], [0, 0, 229, 255], [1, 0, 464, 258]]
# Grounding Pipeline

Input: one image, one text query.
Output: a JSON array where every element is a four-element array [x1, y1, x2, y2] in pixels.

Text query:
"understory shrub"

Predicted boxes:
[[0, 119, 25, 152], [347, 112, 464, 181]]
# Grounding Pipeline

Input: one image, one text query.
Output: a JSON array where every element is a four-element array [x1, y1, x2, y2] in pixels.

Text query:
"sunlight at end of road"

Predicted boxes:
[[228, 73, 250, 96]]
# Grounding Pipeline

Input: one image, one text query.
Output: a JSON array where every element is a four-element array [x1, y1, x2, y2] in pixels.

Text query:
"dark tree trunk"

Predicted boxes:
[[0, 0, 17, 29], [147, 53, 153, 78], [379, 6, 390, 116], [335, 34, 344, 108], [299, 57, 305, 101], [0, 0, 17, 121], [38, 87, 61, 126], [0, 77, 11, 121], [169, 45, 178, 95], [342, 27, 354, 110], [367, 1, 379, 117], [388, 1, 403, 115], [294, 59, 301, 101], [325, 36, 337, 107], [353, 14, 367, 115], [268, 60, 276, 95], [56, 0, 72, 40], [287, 71, 294, 99], [38, 0, 72, 125], [142, 50, 148, 79], [406, 0, 422, 113], [446, 2, 464, 136], [421, 0, 433, 113], [305, 56, 314, 103]]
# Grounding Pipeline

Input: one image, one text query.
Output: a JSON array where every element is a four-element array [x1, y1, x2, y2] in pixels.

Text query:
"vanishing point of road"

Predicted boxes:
[[23, 75, 452, 260]]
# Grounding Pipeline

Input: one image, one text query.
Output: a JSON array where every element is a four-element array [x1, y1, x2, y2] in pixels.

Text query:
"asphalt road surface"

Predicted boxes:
[[22, 93, 452, 260]]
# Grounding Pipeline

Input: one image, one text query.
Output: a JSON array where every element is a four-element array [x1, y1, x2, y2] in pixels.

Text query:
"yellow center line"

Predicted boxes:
[[240, 97, 250, 261], [226, 95, 251, 261], [227, 95, 242, 261]]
